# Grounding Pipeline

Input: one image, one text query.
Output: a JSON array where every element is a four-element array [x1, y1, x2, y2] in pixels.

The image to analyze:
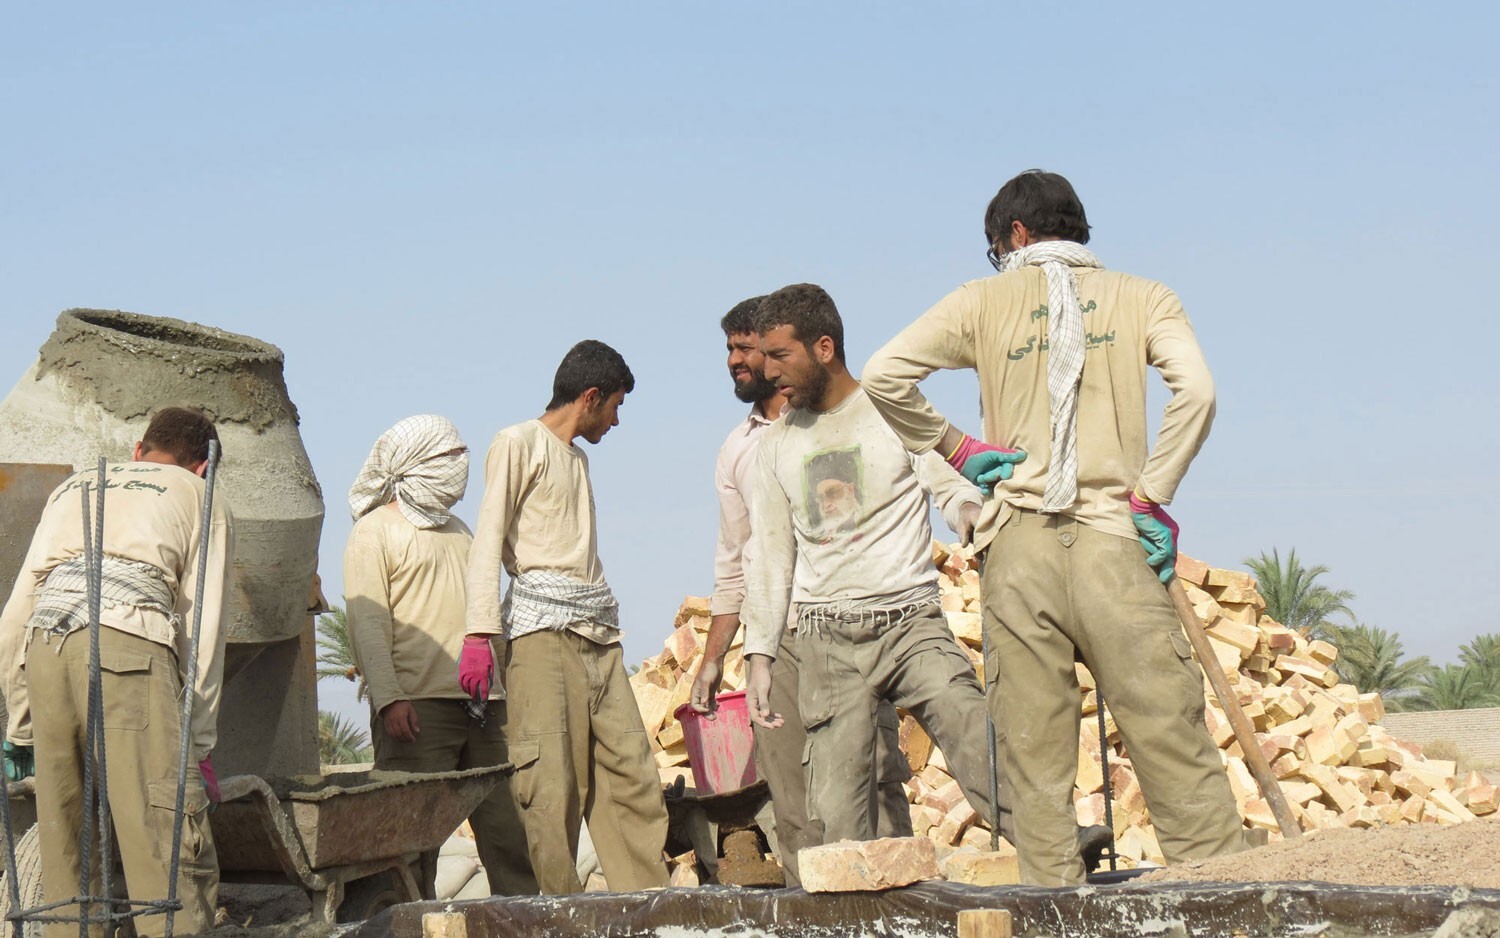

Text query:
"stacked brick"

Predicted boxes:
[[626, 596, 734, 781], [629, 545, 1497, 873]]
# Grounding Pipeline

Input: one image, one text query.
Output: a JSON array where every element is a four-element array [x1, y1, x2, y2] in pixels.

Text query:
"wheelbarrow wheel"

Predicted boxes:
[[336, 870, 406, 924], [0, 824, 46, 937]]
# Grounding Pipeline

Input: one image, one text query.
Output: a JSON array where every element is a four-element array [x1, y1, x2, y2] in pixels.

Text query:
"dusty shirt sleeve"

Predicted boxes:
[[178, 499, 234, 762], [1137, 285, 1216, 505], [343, 526, 405, 713], [861, 284, 979, 454], [0, 492, 65, 746], [741, 439, 796, 659], [913, 451, 983, 537], [709, 443, 750, 617], [464, 435, 524, 636]]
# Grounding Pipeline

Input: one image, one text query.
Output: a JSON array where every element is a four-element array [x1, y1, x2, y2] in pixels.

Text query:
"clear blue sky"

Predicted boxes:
[[4, 4, 1496, 724]]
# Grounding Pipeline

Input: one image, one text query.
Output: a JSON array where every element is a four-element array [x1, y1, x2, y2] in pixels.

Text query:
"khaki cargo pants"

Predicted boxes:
[[501, 630, 670, 894], [982, 509, 1246, 885], [797, 604, 1015, 845], [29, 627, 216, 938], [371, 698, 537, 895], [752, 632, 912, 885]]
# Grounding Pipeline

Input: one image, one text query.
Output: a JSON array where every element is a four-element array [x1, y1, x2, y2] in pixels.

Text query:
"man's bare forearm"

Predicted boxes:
[[702, 613, 742, 664], [936, 424, 965, 461]]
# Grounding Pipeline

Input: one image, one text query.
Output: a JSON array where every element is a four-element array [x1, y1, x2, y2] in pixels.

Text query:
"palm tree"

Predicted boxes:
[[1458, 632, 1500, 700], [1324, 622, 1432, 711], [1243, 548, 1355, 640], [319, 710, 374, 765], [1406, 664, 1500, 712], [1459, 632, 1500, 672], [315, 604, 368, 702]]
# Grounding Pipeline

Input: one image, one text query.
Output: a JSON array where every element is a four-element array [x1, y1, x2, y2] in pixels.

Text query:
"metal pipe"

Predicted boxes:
[[1096, 692, 1117, 872], [977, 553, 1000, 853], [87, 459, 116, 938], [166, 441, 219, 938]]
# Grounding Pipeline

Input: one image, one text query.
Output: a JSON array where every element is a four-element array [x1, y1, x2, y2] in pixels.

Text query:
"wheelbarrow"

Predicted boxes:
[[2, 764, 508, 930], [212, 765, 509, 924]]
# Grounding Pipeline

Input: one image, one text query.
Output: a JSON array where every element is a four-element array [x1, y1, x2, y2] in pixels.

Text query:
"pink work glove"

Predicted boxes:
[[199, 754, 221, 804], [946, 434, 1027, 496], [458, 635, 495, 698]]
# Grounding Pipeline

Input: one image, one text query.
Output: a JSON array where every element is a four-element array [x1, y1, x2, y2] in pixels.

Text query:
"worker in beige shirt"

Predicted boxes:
[[688, 296, 913, 886], [344, 414, 535, 896], [861, 169, 1246, 884], [0, 407, 232, 937], [461, 340, 669, 895]]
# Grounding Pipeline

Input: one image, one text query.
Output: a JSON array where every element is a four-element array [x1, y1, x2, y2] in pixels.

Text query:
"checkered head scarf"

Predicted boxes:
[[348, 415, 469, 529]]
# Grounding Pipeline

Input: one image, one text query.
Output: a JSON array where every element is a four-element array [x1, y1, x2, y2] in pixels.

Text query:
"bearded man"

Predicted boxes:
[[687, 296, 913, 886], [737, 284, 1019, 847]]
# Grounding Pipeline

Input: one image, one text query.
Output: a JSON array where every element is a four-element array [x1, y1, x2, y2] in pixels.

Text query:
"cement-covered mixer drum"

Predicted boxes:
[[0, 308, 324, 645]]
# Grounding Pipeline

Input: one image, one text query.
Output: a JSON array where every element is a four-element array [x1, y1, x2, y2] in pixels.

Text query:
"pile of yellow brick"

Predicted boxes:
[[629, 545, 1497, 870]]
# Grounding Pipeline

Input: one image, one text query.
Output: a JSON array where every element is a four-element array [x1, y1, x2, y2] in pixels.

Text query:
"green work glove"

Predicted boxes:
[[3, 741, 34, 781], [1129, 493, 1180, 585]]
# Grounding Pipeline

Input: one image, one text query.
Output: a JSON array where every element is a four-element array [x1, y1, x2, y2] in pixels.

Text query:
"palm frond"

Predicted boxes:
[[314, 603, 369, 701], [1405, 664, 1500, 712], [318, 709, 374, 765], [1243, 547, 1355, 639]]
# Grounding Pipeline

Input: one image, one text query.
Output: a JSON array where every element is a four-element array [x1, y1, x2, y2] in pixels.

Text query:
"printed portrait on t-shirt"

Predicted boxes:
[[802, 446, 865, 542]]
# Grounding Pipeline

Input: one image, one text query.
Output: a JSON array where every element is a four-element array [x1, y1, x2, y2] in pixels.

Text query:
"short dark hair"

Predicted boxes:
[[719, 295, 767, 337], [753, 284, 846, 363], [983, 169, 1091, 247], [141, 407, 220, 466], [546, 340, 635, 411]]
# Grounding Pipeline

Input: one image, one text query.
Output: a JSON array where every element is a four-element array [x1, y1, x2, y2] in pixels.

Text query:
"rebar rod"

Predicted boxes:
[[165, 441, 219, 938]]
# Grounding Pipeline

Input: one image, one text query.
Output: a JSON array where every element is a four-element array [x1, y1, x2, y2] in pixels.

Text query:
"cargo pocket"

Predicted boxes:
[[800, 736, 822, 825], [1169, 630, 1194, 662], [795, 646, 835, 733], [507, 739, 543, 809], [148, 777, 212, 870], [1168, 629, 1207, 715], [100, 647, 153, 731], [875, 707, 911, 786]]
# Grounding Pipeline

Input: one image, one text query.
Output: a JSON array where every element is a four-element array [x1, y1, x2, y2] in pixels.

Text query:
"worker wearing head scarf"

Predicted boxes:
[[343, 414, 536, 895]]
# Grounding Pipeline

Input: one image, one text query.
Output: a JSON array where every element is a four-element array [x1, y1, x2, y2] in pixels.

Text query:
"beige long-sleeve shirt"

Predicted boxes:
[[464, 419, 616, 644], [741, 387, 982, 659], [344, 506, 489, 712], [861, 267, 1215, 549], [710, 406, 777, 617], [0, 462, 234, 761]]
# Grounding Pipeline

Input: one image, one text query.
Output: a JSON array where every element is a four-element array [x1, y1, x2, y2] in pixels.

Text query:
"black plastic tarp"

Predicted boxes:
[[349, 880, 1500, 937]]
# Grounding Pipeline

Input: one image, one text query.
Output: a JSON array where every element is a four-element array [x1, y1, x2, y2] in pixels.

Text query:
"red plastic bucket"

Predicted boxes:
[[673, 690, 759, 794]]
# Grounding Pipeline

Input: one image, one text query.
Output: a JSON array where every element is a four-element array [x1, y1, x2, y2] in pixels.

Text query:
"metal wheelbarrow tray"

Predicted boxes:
[[212, 765, 508, 923]]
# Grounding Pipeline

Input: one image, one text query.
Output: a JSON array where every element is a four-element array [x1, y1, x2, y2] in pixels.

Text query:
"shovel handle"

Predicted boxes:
[[1167, 577, 1303, 841]]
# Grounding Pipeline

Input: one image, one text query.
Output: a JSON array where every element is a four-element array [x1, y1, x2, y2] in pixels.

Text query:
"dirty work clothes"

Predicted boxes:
[[861, 266, 1214, 550], [345, 508, 487, 713], [30, 628, 216, 938], [465, 420, 617, 646], [983, 510, 1245, 885], [0, 461, 233, 758], [798, 605, 1014, 845], [753, 633, 912, 885], [741, 387, 981, 659], [502, 630, 669, 894], [371, 698, 537, 895], [710, 406, 778, 617]]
